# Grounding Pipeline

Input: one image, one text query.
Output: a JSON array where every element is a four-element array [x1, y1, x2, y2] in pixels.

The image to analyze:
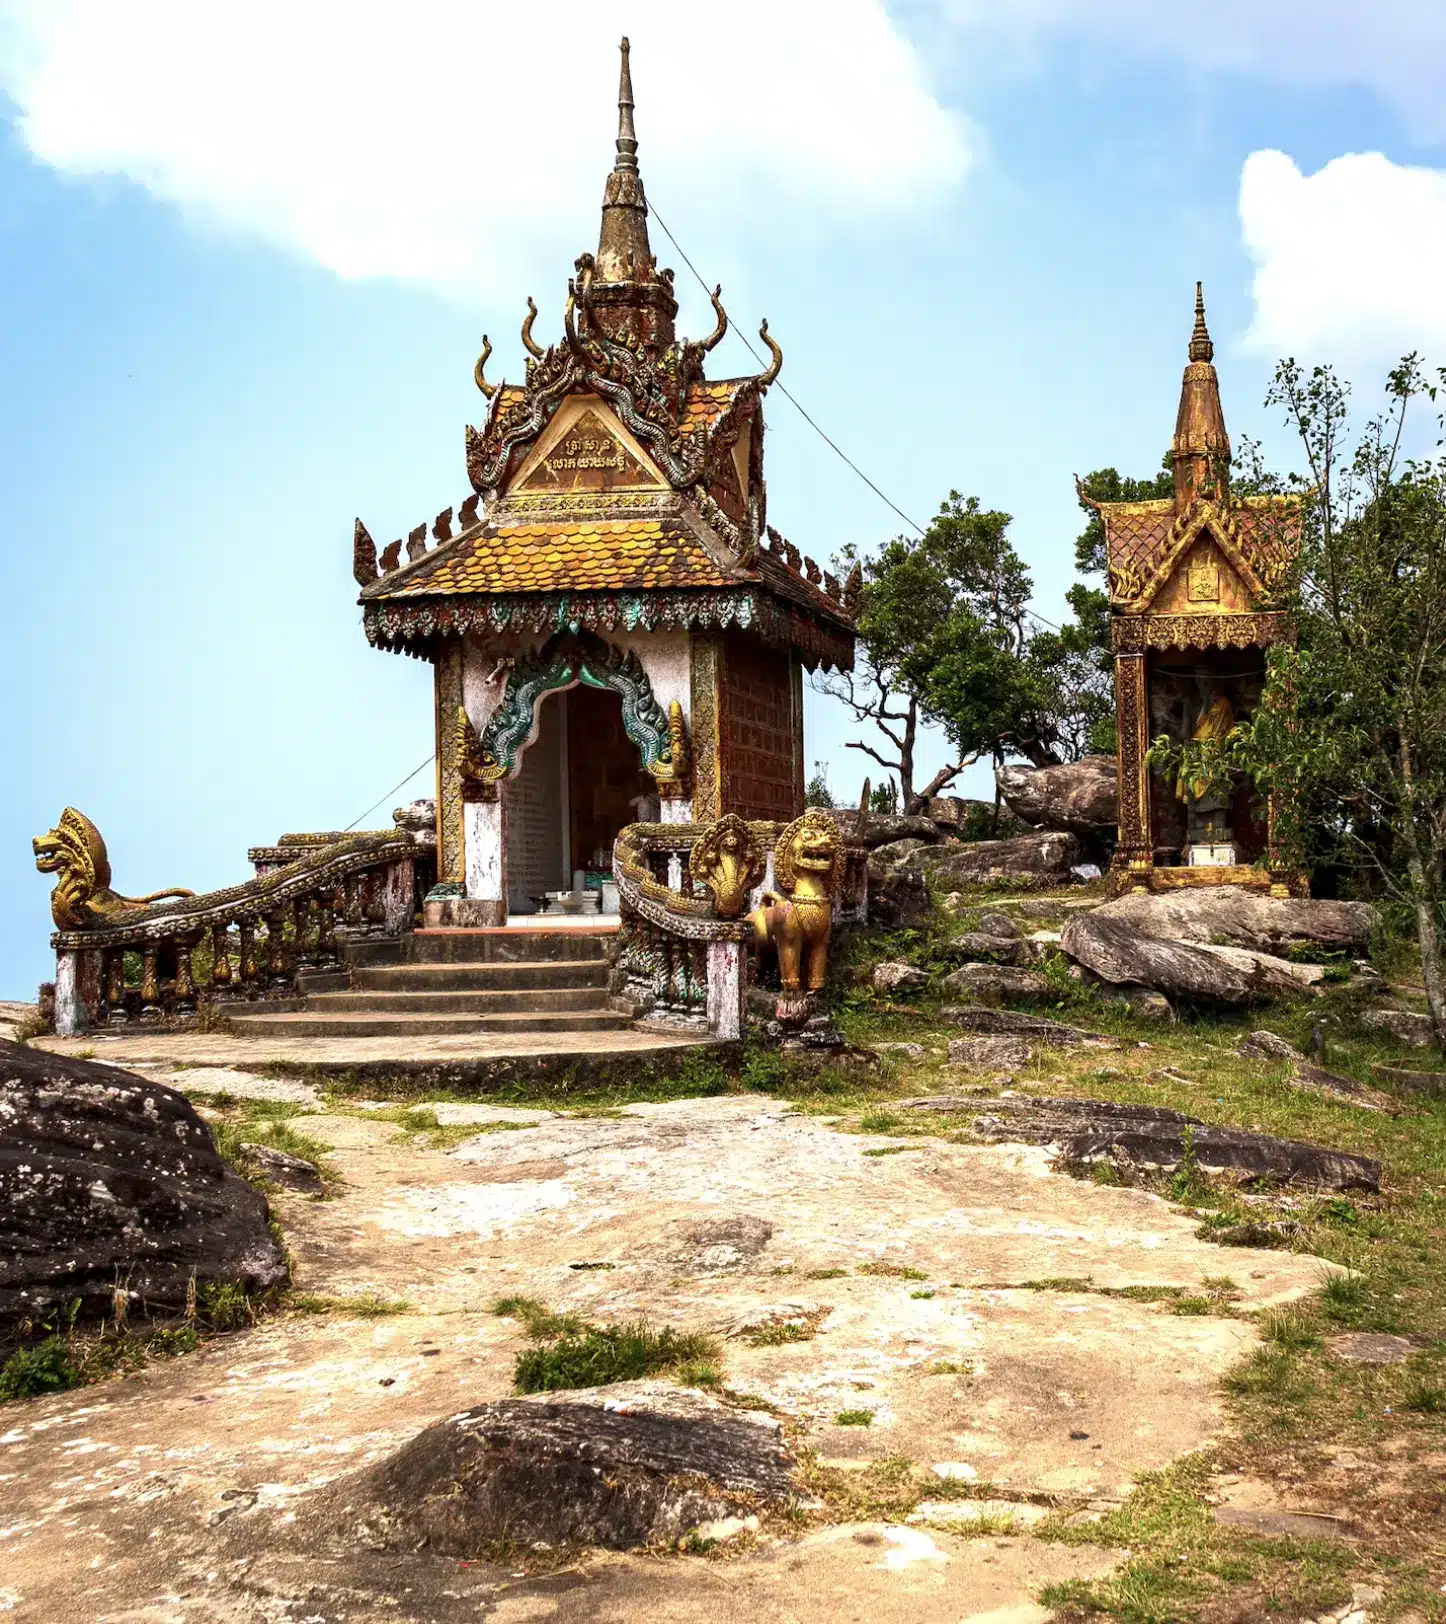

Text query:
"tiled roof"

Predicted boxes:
[[1101, 500, 1175, 600], [679, 378, 752, 436], [380, 516, 740, 597]]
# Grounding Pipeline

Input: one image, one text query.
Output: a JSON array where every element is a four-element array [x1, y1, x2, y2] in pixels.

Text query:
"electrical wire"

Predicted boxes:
[[343, 753, 435, 832], [649, 201, 1061, 632]]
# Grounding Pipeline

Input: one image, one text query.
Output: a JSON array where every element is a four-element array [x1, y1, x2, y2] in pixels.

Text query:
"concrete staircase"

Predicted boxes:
[[224, 926, 630, 1040]]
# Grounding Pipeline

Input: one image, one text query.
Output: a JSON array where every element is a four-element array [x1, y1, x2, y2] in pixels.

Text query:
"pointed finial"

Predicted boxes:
[[615, 36, 638, 172], [1189, 281, 1213, 363]]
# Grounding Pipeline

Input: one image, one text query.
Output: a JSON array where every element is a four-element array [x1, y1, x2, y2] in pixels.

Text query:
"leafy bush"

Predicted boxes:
[[0, 1335, 80, 1400]]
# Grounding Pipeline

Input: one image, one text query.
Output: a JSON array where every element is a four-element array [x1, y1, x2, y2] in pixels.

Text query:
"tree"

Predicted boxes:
[[1233, 356, 1446, 1042], [804, 760, 836, 808], [1070, 465, 1175, 754], [816, 492, 1105, 812]]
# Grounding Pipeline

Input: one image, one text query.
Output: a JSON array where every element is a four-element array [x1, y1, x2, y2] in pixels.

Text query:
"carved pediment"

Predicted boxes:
[[510, 398, 667, 495]]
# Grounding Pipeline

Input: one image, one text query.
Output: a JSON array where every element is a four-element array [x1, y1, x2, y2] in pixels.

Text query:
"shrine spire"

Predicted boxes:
[[597, 36, 656, 285], [1171, 281, 1230, 507]]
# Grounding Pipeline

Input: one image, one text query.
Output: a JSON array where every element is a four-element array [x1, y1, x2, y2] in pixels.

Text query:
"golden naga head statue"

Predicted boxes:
[[773, 807, 843, 898], [688, 813, 765, 918], [34, 807, 192, 930]]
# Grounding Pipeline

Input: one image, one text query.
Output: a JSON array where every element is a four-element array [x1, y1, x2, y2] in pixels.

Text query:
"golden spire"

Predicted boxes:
[[597, 36, 655, 285], [1172, 281, 1230, 507], [1188, 280, 1213, 362], [591, 36, 677, 350]]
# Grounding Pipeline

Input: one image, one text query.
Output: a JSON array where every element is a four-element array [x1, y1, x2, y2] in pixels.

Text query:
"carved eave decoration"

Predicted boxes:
[[361, 585, 855, 672]]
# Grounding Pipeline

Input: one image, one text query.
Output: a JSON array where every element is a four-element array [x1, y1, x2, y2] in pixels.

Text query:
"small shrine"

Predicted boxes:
[[353, 39, 858, 926], [1088, 286, 1304, 893]]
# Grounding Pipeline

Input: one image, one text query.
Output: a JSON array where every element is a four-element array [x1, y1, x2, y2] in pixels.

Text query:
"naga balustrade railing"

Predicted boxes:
[[610, 815, 867, 1040], [48, 831, 418, 1035]]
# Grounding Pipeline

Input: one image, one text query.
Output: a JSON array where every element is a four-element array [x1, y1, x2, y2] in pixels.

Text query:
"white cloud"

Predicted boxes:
[[1239, 149, 1446, 360], [941, 0, 1446, 142], [0, 0, 968, 304]]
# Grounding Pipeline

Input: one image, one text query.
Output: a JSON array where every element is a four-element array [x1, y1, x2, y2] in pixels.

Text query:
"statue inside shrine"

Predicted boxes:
[[1176, 690, 1237, 862]]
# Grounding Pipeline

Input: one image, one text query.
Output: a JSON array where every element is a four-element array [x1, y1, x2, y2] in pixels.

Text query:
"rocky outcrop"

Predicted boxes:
[[1061, 914, 1303, 1005], [931, 1095, 1380, 1191], [1087, 890, 1376, 955], [866, 859, 932, 929], [948, 932, 1045, 968], [943, 1007, 1098, 1045], [929, 832, 1083, 889], [342, 1382, 797, 1553], [996, 756, 1118, 836], [941, 964, 1049, 1003], [871, 961, 929, 995], [946, 1035, 1031, 1071], [0, 1041, 288, 1324], [1237, 1030, 1303, 1061], [832, 812, 943, 850], [1360, 1009, 1436, 1048], [1287, 1062, 1398, 1114]]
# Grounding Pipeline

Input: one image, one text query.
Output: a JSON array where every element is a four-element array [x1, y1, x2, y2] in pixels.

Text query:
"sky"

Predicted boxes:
[[4, 0, 1446, 997]]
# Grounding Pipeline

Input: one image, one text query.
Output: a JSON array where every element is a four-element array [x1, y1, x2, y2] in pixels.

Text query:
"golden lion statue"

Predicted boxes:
[[33, 808, 193, 930], [747, 808, 842, 995]]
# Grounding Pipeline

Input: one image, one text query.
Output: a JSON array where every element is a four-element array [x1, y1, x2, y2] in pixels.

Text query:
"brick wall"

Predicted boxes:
[[719, 635, 802, 822]]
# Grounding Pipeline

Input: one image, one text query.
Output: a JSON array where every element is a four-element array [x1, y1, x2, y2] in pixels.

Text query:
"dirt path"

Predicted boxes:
[[1, 1092, 1336, 1622]]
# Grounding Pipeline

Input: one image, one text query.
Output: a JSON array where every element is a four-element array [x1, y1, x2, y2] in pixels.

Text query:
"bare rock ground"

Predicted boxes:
[[0, 1088, 1338, 1623]]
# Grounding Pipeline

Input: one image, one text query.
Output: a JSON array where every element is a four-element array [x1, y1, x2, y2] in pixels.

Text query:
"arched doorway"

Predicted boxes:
[[503, 683, 654, 913]]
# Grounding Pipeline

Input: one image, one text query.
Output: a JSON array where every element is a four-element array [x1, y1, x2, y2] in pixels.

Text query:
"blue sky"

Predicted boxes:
[[4, 1, 1446, 998]]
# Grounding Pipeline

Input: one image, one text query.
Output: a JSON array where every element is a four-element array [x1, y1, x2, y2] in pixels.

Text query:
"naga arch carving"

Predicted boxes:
[[455, 630, 689, 794]]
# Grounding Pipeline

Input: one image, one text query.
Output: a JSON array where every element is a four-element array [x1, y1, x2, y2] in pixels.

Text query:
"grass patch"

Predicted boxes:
[[288, 1291, 412, 1318], [492, 1295, 721, 1394], [834, 1408, 875, 1427], [858, 1261, 929, 1282], [804, 1267, 848, 1280], [515, 1321, 721, 1394]]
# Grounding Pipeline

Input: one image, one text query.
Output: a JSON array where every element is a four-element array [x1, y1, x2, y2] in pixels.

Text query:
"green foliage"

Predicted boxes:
[[198, 1279, 252, 1331], [514, 1321, 720, 1394], [834, 1408, 875, 1427], [805, 761, 836, 808], [1231, 356, 1446, 1034], [0, 1335, 80, 1400], [493, 1295, 720, 1393], [869, 778, 900, 815]]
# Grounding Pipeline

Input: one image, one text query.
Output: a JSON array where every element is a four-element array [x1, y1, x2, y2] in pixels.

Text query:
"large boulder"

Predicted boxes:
[[996, 757, 1118, 836], [941, 964, 1049, 1003], [867, 858, 932, 928], [831, 812, 943, 850], [340, 1382, 797, 1553], [0, 1041, 288, 1324], [1087, 889, 1376, 955], [937, 1095, 1380, 1191], [928, 831, 1083, 889], [1060, 914, 1302, 1005]]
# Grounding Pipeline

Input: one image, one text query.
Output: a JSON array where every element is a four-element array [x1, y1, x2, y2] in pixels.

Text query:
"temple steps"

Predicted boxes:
[[304, 986, 611, 1015], [225, 925, 631, 1041], [349, 960, 609, 994], [225, 1009, 629, 1038]]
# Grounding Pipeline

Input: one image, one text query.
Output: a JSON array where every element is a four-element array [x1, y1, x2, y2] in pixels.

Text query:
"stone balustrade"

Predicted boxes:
[[49, 833, 418, 1036]]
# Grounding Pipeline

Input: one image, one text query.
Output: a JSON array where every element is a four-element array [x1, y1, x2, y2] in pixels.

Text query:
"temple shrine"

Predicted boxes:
[[353, 39, 858, 926], [1088, 287, 1304, 893]]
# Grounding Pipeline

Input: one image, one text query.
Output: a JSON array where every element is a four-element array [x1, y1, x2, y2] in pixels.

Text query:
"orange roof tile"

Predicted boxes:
[[378, 516, 739, 597]]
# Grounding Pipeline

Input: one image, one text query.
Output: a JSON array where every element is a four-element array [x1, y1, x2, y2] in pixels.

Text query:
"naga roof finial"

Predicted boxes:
[[615, 36, 638, 173], [1189, 280, 1214, 364]]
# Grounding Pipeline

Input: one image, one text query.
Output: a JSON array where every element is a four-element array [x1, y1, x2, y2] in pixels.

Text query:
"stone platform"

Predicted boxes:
[[33, 1024, 710, 1074]]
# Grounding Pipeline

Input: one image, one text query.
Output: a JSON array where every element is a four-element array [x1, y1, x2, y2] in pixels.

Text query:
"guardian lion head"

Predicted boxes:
[[773, 807, 843, 895], [33, 808, 111, 929]]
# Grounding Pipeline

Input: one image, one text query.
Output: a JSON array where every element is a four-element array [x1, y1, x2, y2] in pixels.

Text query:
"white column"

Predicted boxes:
[[706, 940, 744, 1041], [465, 798, 506, 908], [55, 948, 101, 1036]]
